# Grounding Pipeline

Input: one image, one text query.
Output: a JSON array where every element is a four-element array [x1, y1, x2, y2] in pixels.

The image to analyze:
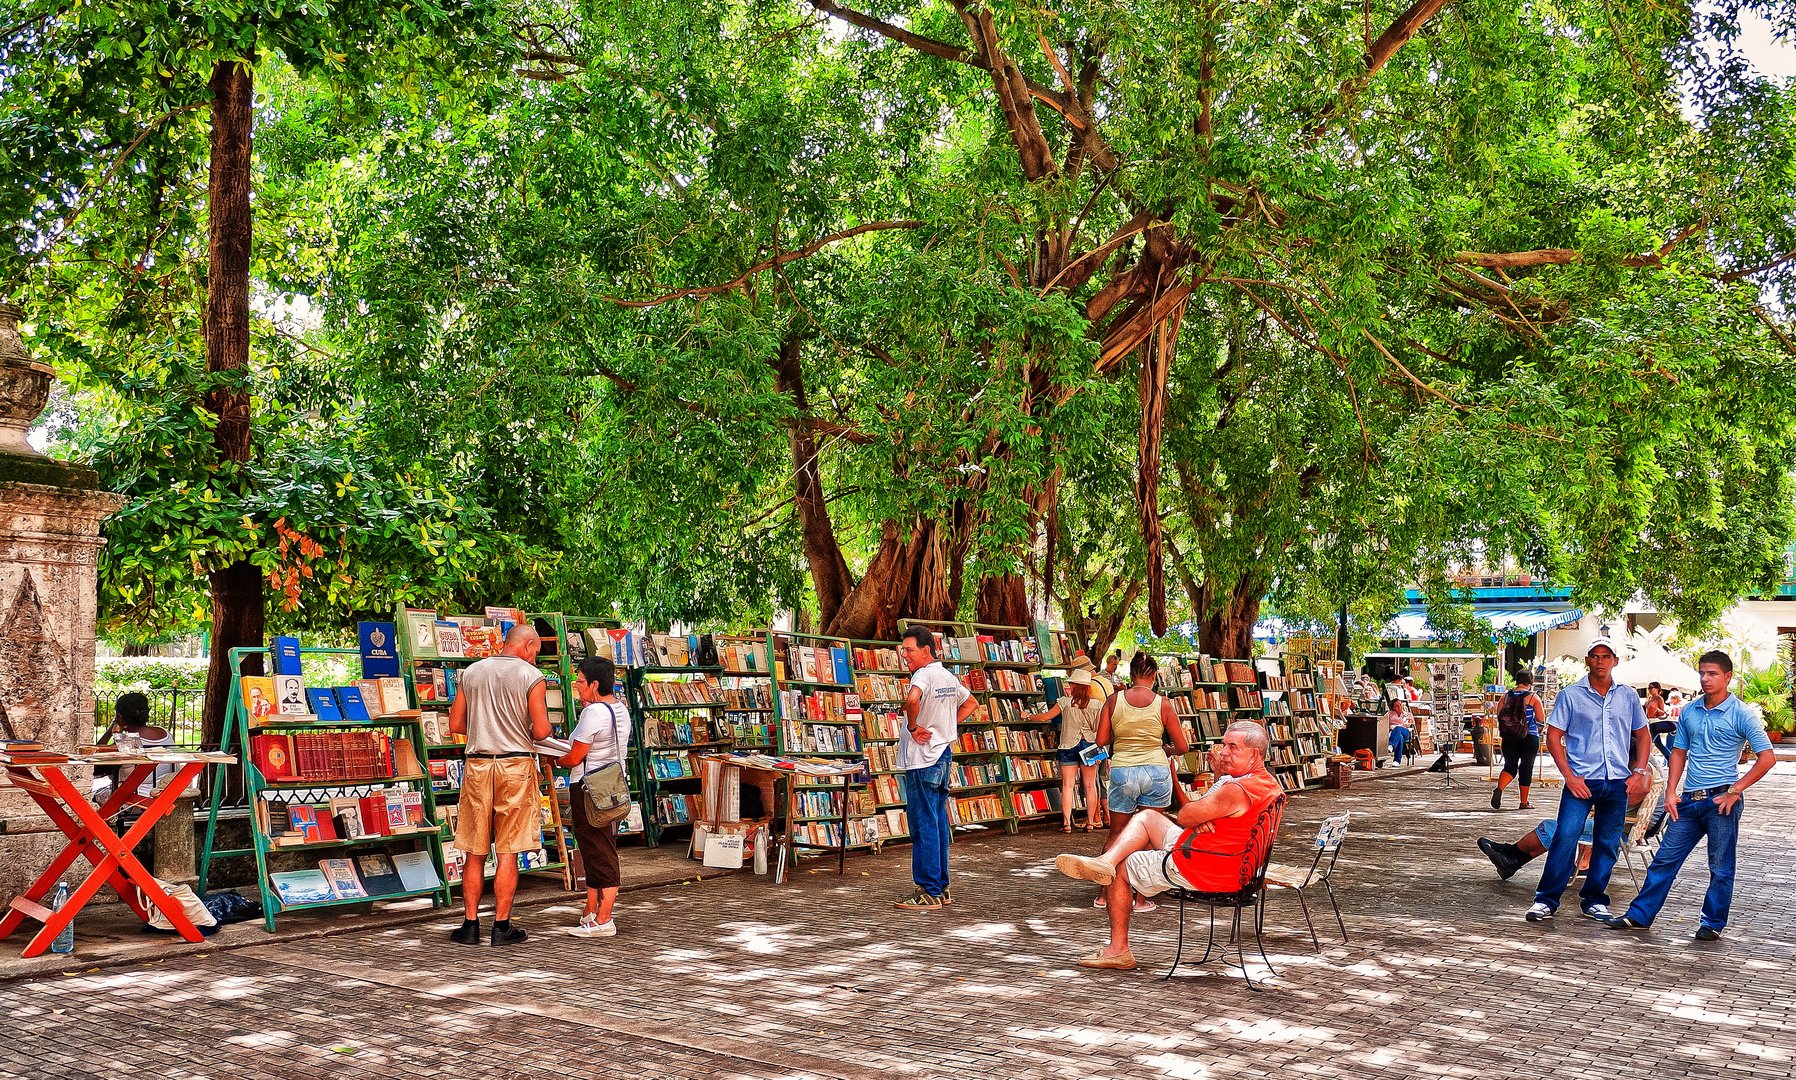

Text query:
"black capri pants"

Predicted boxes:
[[1500, 733, 1540, 786]]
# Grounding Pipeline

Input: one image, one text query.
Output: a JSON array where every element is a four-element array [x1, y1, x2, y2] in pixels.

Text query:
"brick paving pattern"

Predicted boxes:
[[3, 766, 1792, 1079]]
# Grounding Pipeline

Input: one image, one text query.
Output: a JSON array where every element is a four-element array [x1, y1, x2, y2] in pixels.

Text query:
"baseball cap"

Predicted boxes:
[[1585, 636, 1621, 659]]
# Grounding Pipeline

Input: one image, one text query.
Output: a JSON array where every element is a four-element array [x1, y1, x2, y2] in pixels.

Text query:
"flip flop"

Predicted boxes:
[[1060, 825, 1073, 833]]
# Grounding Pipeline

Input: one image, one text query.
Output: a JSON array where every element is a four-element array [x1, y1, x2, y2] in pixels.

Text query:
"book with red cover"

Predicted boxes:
[[251, 733, 296, 781], [358, 794, 392, 836]]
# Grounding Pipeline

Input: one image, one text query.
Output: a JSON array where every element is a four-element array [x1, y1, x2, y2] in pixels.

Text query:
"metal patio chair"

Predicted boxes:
[[1264, 811, 1350, 952]]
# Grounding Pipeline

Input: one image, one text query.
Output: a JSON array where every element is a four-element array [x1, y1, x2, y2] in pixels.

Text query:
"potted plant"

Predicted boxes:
[[1733, 664, 1794, 743]]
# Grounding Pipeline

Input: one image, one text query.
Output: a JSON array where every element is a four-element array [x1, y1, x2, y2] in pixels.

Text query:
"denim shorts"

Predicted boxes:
[[1056, 739, 1094, 765], [1107, 764, 1173, 813]]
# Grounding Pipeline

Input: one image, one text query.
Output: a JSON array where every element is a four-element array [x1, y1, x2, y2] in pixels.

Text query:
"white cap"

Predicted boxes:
[[1585, 636, 1622, 659]]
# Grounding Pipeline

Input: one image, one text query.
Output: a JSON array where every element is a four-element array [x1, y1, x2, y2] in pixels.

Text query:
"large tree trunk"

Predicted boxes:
[[1197, 573, 1262, 660], [824, 518, 957, 640], [773, 340, 856, 628], [199, 57, 262, 751], [974, 573, 1028, 628]]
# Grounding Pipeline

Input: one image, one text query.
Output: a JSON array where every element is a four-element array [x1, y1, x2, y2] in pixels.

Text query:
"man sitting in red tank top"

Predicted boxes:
[[1052, 721, 1282, 970]]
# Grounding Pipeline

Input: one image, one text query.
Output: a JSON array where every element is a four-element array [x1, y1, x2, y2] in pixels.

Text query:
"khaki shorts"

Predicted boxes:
[[1123, 848, 1194, 898], [455, 757, 540, 855]]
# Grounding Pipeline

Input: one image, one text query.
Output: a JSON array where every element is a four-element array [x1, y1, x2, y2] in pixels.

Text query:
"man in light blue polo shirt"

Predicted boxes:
[[1525, 637, 1652, 923], [1605, 650, 1775, 940]]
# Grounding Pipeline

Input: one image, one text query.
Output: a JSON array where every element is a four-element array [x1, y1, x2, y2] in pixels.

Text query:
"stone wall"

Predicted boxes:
[[0, 475, 124, 902]]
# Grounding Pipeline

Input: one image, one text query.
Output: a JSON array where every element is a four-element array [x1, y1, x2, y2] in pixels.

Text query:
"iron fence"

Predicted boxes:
[[92, 687, 247, 809], [94, 686, 206, 746]]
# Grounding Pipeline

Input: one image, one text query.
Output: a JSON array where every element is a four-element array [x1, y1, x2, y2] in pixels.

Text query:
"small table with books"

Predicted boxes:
[[0, 747, 235, 957], [697, 753, 871, 879]]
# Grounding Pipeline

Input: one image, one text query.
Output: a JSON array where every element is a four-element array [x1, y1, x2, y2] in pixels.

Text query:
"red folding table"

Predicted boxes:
[[0, 752, 232, 957]]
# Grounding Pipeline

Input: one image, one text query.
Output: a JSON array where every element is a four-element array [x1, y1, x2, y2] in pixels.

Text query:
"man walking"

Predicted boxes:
[[447, 624, 552, 945], [1605, 651, 1775, 940], [895, 626, 977, 911], [1525, 637, 1651, 923]]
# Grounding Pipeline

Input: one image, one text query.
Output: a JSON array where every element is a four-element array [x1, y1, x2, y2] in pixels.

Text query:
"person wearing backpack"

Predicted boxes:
[[1492, 669, 1548, 810]]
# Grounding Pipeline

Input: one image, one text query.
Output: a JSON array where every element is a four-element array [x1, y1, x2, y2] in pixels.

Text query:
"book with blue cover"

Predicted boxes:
[[305, 688, 343, 722], [336, 686, 372, 721], [831, 646, 852, 687], [272, 635, 303, 675], [358, 621, 401, 678]]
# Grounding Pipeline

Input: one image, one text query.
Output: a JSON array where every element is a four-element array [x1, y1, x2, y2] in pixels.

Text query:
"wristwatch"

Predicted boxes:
[[1727, 786, 1740, 797]]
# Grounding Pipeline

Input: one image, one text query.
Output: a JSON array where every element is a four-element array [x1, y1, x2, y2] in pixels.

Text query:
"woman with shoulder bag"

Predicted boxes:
[[555, 657, 633, 937]]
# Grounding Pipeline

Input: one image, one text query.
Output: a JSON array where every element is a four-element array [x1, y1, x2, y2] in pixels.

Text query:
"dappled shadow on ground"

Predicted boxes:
[[3, 770, 1792, 1079]]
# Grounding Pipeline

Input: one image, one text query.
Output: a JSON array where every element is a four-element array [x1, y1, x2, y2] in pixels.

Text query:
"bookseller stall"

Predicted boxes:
[[200, 643, 452, 931], [398, 606, 572, 888]]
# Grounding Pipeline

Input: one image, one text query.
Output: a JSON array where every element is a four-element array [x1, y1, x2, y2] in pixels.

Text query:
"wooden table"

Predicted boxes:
[[698, 754, 869, 880], [0, 753, 234, 957]]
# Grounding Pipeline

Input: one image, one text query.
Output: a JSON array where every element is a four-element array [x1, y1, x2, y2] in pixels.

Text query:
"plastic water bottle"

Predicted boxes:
[[49, 882, 74, 954]]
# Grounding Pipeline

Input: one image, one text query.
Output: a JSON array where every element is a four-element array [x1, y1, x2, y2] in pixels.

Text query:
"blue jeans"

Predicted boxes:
[[906, 750, 953, 896], [1533, 777, 1629, 912], [1623, 794, 1742, 931], [1389, 728, 1414, 763]]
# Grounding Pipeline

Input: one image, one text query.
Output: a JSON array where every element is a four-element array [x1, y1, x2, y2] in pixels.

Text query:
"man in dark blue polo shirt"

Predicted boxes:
[[1525, 637, 1652, 923], [1605, 650, 1776, 940]]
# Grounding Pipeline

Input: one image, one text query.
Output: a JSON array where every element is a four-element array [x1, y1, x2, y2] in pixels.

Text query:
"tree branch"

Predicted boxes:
[[1723, 249, 1796, 282], [1310, 0, 1453, 136], [599, 220, 925, 308]]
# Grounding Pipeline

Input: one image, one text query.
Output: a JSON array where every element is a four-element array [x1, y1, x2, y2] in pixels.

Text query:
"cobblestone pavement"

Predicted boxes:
[[4, 765, 1794, 1080]]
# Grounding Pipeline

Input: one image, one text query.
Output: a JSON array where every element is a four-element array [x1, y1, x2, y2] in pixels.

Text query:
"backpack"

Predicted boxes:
[[1496, 690, 1530, 739]]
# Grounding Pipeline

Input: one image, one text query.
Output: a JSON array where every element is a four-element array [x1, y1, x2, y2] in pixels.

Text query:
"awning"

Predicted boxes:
[[1484, 608, 1585, 636], [1380, 606, 1582, 642], [1364, 648, 1494, 659]]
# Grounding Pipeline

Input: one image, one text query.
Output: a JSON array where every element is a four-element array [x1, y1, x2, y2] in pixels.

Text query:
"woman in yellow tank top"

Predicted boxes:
[[1091, 653, 1190, 910]]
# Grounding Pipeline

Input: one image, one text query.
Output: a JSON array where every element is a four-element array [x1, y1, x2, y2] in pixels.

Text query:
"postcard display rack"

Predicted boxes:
[[200, 645, 452, 931], [1427, 661, 1466, 756], [398, 605, 573, 889]]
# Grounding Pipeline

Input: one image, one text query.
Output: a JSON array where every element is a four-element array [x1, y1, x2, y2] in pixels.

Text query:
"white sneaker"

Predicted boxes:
[[1525, 902, 1554, 923], [1581, 904, 1615, 921], [570, 914, 617, 937]]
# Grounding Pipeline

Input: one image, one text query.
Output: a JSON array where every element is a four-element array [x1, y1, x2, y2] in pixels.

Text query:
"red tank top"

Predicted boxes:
[[1167, 770, 1283, 892]]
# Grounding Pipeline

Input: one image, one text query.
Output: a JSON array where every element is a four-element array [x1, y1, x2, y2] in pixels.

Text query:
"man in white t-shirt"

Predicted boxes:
[[896, 626, 977, 911]]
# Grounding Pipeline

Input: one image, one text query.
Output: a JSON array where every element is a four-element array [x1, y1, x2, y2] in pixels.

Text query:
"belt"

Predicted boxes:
[[1683, 785, 1733, 801], [467, 751, 534, 759]]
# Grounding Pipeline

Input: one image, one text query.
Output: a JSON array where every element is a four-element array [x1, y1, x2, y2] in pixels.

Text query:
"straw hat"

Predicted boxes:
[[1067, 653, 1098, 673], [1069, 668, 1094, 686]]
